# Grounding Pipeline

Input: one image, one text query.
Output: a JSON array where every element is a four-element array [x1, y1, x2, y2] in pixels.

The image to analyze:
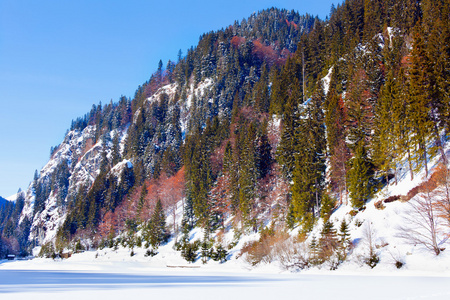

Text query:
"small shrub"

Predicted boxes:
[[136, 236, 142, 248], [240, 229, 289, 266], [384, 195, 400, 203], [374, 200, 385, 210], [210, 244, 228, 263], [365, 253, 380, 268], [354, 219, 364, 227], [145, 249, 158, 257], [74, 240, 85, 253], [406, 186, 421, 201], [38, 242, 56, 258], [274, 238, 310, 270], [395, 260, 404, 269], [349, 210, 358, 217], [181, 241, 200, 263]]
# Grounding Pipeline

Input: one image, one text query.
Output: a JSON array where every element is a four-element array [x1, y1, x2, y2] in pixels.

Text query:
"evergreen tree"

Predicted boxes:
[[309, 235, 319, 266], [338, 219, 351, 261], [238, 122, 258, 222], [258, 121, 273, 179], [373, 70, 399, 186], [137, 182, 148, 213], [347, 142, 375, 209], [276, 87, 300, 180], [320, 194, 334, 222], [200, 229, 211, 264], [318, 220, 338, 263], [407, 24, 435, 178], [290, 84, 326, 228], [148, 199, 168, 248], [111, 133, 121, 166]]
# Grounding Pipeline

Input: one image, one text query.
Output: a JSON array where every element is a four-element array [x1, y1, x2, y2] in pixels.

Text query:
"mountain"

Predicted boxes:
[[1, 0, 450, 270]]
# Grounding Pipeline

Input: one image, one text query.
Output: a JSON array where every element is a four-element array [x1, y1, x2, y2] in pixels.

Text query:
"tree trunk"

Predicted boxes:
[[408, 147, 414, 181]]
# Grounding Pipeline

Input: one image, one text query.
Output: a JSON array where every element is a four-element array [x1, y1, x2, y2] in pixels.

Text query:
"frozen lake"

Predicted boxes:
[[1, 265, 449, 300]]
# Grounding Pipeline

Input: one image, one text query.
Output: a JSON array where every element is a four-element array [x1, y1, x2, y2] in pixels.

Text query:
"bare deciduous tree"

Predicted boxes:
[[433, 164, 450, 235], [397, 186, 444, 255], [362, 221, 379, 268]]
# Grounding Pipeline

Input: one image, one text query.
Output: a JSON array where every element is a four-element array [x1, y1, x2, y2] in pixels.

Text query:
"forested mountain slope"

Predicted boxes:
[[1, 1, 449, 270]]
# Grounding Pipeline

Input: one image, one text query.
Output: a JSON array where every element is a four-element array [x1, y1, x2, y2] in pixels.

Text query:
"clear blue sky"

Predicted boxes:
[[0, 0, 340, 198]]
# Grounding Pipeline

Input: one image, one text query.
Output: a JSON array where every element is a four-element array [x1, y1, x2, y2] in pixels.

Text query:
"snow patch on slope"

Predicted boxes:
[[322, 66, 333, 95]]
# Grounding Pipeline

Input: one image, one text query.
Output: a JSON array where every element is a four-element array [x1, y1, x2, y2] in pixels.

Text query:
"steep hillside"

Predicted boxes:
[[1, 1, 449, 272]]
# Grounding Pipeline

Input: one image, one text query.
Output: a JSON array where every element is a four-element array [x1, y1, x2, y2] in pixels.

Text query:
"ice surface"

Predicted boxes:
[[1, 256, 449, 300]]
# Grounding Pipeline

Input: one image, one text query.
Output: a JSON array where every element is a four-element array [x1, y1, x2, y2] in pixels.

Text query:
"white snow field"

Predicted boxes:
[[1, 253, 450, 300]]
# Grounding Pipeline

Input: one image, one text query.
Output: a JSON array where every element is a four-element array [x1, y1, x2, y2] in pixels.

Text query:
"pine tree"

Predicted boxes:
[[258, 121, 273, 179], [345, 68, 376, 209], [347, 142, 375, 210], [215, 244, 228, 263], [338, 219, 351, 261], [290, 84, 326, 228], [373, 70, 399, 186], [111, 133, 121, 166], [276, 87, 300, 180], [325, 70, 349, 203], [200, 229, 211, 264], [148, 199, 168, 248], [320, 194, 334, 222], [318, 220, 338, 263], [309, 235, 319, 266], [238, 122, 258, 222], [254, 64, 270, 113], [407, 24, 435, 178]]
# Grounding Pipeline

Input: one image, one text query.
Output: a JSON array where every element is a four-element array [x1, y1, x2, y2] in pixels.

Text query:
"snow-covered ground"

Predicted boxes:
[[1, 254, 449, 300], [2, 223, 450, 300]]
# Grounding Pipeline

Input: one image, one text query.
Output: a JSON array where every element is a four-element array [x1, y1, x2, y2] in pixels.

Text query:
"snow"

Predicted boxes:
[[145, 83, 178, 105], [1, 254, 449, 300], [6, 193, 17, 201], [322, 66, 333, 95], [185, 78, 213, 109]]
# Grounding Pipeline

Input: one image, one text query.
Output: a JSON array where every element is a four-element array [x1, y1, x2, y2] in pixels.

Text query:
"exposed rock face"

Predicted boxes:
[[21, 125, 128, 245]]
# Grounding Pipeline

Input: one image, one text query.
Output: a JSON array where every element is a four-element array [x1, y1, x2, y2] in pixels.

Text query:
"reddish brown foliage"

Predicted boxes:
[[405, 166, 445, 201], [285, 19, 298, 30], [209, 174, 233, 226], [263, 165, 290, 220], [401, 54, 412, 68], [95, 167, 186, 237], [252, 40, 278, 64], [231, 36, 246, 48], [97, 210, 117, 240], [374, 200, 385, 210], [252, 39, 291, 66], [210, 143, 226, 177], [81, 138, 94, 160], [384, 195, 401, 203], [329, 139, 351, 204]]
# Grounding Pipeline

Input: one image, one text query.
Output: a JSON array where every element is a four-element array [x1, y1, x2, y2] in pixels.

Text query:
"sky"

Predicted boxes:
[[0, 0, 340, 198]]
